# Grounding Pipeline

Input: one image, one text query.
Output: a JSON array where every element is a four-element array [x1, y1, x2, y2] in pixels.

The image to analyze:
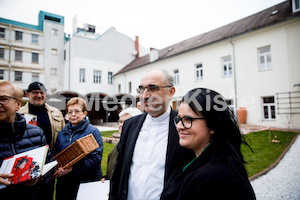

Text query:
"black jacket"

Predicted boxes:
[[0, 113, 47, 200], [110, 108, 195, 200], [160, 144, 256, 200]]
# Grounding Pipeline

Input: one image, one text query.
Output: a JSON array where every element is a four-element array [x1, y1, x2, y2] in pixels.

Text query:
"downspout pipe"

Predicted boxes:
[[229, 37, 238, 115], [68, 34, 71, 91]]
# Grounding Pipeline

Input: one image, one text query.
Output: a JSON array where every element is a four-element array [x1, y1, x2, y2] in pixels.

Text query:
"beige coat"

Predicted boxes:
[[18, 102, 65, 150]]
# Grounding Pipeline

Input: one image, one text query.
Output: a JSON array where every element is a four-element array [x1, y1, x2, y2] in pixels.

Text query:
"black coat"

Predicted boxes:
[[160, 144, 256, 200], [110, 108, 195, 200]]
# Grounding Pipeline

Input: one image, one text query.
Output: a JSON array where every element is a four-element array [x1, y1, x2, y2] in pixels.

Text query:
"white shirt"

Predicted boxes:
[[127, 107, 171, 200]]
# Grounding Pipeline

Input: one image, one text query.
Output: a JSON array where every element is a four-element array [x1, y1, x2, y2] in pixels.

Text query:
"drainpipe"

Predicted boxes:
[[68, 34, 71, 91], [8, 24, 12, 81], [229, 37, 238, 115]]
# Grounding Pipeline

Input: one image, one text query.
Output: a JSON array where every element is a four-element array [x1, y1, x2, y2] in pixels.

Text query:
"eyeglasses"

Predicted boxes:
[[67, 110, 83, 115], [174, 116, 205, 129], [117, 120, 124, 125], [30, 91, 45, 95], [0, 96, 17, 105], [137, 84, 172, 94]]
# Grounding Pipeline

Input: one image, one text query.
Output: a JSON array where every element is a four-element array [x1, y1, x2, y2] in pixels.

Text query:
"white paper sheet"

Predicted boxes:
[[77, 180, 110, 200]]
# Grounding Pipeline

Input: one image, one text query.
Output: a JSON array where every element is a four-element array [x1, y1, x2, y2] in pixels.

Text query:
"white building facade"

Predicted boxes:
[[114, 0, 300, 129], [64, 27, 148, 97], [0, 11, 64, 92]]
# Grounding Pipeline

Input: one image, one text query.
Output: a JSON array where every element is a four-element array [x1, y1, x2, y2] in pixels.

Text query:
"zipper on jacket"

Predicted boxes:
[[11, 123, 16, 155]]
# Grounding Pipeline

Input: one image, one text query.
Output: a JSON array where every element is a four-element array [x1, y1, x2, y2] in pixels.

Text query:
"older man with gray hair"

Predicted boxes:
[[0, 80, 47, 200], [110, 69, 194, 200]]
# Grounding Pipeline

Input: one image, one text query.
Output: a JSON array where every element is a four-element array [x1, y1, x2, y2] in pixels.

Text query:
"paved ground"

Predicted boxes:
[[250, 135, 300, 199]]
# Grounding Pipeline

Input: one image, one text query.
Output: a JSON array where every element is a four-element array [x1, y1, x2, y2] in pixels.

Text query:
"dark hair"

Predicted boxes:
[[182, 88, 251, 164]]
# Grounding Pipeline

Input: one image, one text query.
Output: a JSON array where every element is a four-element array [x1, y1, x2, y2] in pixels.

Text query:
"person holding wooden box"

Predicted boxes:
[[51, 97, 103, 200]]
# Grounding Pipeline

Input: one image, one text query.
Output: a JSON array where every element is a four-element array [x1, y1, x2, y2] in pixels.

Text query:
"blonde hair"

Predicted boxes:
[[66, 97, 87, 111], [0, 80, 23, 99]]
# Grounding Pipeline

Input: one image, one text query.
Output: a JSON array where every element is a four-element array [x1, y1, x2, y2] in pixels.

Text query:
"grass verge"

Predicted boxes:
[[242, 130, 298, 177], [99, 130, 299, 178]]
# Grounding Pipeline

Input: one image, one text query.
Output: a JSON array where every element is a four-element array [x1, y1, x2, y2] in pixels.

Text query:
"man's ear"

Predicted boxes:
[[16, 99, 22, 111], [25, 92, 29, 98], [168, 86, 176, 100]]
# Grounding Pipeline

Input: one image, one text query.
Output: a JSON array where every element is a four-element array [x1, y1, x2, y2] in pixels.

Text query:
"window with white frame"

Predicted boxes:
[[0, 28, 4, 38], [0, 69, 4, 80], [32, 72, 39, 82], [108, 72, 113, 84], [15, 50, 22, 61], [173, 69, 179, 85], [118, 84, 121, 93], [258, 45, 272, 70], [262, 96, 276, 120], [32, 34, 38, 44], [292, 0, 300, 12], [93, 70, 101, 83], [0, 48, 4, 59], [32, 53, 38, 63], [51, 68, 57, 75], [51, 29, 58, 36], [195, 63, 203, 81], [79, 68, 85, 82], [15, 31, 22, 41], [222, 56, 232, 77], [15, 71, 22, 81]]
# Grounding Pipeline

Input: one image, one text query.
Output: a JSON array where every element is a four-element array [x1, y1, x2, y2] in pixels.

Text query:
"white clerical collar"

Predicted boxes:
[[148, 107, 171, 122]]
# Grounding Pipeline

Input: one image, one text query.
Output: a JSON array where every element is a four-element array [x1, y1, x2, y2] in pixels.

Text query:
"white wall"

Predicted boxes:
[[114, 18, 300, 129]]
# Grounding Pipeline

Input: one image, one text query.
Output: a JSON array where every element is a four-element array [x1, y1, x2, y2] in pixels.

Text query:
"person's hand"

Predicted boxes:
[[23, 177, 41, 186], [0, 173, 13, 185], [55, 167, 73, 177], [100, 178, 105, 183]]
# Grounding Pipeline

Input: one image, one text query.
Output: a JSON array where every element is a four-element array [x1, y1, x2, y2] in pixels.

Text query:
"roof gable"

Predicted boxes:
[[116, 0, 299, 75]]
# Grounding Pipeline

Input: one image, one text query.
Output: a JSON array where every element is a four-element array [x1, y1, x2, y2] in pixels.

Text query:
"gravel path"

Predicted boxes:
[[250, 135, 300, 200]]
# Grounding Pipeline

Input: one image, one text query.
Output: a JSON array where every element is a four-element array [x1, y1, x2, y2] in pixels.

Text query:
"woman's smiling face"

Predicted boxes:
[[176, 102, 213, 155]]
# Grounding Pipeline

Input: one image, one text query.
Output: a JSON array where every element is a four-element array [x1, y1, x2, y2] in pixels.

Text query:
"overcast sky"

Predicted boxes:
[[0, 0, 286, 50]]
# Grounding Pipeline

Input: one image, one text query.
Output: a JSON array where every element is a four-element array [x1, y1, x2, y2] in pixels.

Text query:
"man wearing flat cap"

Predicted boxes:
[[18, 81, 65, 200]]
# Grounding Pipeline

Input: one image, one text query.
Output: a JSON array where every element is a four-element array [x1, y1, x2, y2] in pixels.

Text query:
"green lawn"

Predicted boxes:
[[241, 130, 298, 177], [101, 130, 119, 137], [101, 142, 116, 175], [100, 130, 299, 177]]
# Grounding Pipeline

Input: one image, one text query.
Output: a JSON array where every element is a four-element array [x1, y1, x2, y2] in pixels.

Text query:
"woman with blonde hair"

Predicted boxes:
[[51, 97, 103, 200]]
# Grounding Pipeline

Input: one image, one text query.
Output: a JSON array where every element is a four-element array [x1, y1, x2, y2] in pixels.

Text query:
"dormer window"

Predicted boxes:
[[292, 0, 300, 12]]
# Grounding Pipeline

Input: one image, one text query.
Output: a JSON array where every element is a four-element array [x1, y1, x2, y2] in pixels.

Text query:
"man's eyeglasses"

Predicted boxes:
[[174, 116, 205, 129], [67, 110, 83, 115], [137, 84, 172, 94], [30, 91, 45, 95], [0, 96, 17, 105]]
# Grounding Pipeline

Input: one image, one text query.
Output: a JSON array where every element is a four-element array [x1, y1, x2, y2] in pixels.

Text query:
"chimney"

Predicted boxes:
[[135, 36, 140, 59], [150, 47, 159, 62]]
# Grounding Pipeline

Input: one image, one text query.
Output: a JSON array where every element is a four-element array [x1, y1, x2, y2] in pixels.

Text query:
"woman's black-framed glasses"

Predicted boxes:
[[137, 84, 172, 94], [0, 96, 17, 105], [174, 116, 205, 129]]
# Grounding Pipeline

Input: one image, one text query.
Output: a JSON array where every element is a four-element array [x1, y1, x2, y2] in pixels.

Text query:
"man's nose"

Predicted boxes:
[[141, 89, 151, 99]]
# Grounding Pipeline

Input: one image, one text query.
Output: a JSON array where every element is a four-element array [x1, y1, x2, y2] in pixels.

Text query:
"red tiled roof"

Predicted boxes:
[[115, 1, 299, 75]]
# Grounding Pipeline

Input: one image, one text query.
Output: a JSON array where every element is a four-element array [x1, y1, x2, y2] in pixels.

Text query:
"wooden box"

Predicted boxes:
[[53, 133, 99, 169]]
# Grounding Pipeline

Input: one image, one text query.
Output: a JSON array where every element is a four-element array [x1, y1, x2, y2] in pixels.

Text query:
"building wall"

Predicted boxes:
[[43, 20, 65, 93], [114, 17, 300, 129], [0, 21, 44, 90], [64, 27, 148, 96]]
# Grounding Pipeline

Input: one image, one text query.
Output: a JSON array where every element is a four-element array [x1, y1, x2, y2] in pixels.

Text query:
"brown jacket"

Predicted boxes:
[[18, 102, 65, 150]]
